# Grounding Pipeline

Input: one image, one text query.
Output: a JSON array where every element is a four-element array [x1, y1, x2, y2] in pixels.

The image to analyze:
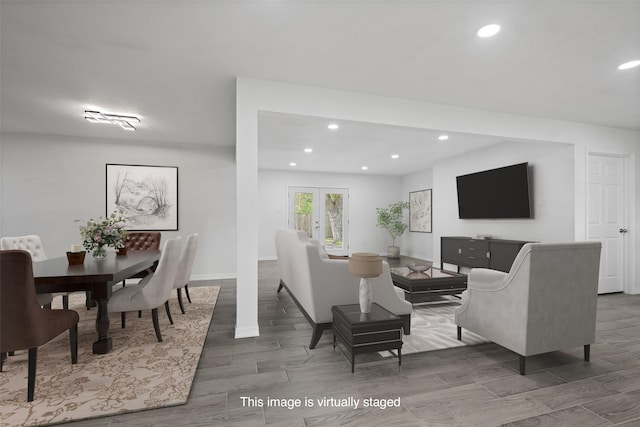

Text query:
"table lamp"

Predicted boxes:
[[348, 253, 383, 313]]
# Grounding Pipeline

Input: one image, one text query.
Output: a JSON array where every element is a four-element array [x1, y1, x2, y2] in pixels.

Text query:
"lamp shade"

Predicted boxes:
[[348, 253, 383, 278]]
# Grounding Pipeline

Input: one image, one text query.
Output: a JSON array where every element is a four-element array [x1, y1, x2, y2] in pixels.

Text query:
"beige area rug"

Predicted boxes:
[[0, 285, 219, 427], [384, 297, 489, 356]]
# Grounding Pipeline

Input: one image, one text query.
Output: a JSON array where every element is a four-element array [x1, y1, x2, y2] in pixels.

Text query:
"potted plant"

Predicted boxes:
[[376, 201, 410, 258]]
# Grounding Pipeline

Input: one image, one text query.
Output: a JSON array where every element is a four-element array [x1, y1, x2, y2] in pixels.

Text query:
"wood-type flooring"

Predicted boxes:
[[60, 261, 640, 426]]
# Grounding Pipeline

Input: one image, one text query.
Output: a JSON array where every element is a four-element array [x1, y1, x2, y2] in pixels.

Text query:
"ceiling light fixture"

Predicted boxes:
[[391, 154, 399, 159], [618, 60, 640, 70], [304, 148, 313, 153], [289, 162, 297, 166], [328, 123, 339, 130], [438, 135, 449, 141], [361, 166, 368, 170], [84, 110, 141, 131], [477, 24, 501, 38]]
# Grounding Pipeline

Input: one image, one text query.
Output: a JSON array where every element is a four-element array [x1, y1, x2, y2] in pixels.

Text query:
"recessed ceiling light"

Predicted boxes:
[[477, 24, 501, 38], [438, 135, 449, 141], [328, 123, 339, 130], [304, 148, 313, 153], [391, 154, 399, 159], [618, 60, 640, 70], [361, 166, 368, 170], [289, 162, 296, 167]]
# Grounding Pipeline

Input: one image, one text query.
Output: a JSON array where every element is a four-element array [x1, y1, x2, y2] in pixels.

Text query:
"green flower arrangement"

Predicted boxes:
[[80, 210, 128, 258]]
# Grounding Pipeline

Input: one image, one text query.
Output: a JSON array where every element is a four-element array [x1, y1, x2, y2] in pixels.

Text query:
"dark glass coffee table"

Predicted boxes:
[[390, 266, 467, 303]]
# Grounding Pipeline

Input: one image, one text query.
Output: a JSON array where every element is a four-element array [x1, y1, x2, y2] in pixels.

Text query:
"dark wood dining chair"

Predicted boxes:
[[0, 235, 68, 309], [0, 250, 79, 401]]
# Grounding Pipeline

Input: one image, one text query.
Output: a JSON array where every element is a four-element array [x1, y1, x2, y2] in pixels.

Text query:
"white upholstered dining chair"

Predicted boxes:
[[108, 237, 182, 342], [0, 235, 68, 309], [171, 233, 199, 314]]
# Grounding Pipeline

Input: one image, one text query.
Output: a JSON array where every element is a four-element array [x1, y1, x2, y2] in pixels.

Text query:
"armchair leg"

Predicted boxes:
[[70, 324, 78, 364], [584, 344, 591, 362], [177, 288, 186, 314], [164, 301, 174, 325], [152, 308, 163, 342], [184, 284, 191, 304], [519, 355, 526, 375], [63, 295, 69, 310], [457, 326, 462, 341], [27, 347, 37, 402], [121, 312, 126, 328]]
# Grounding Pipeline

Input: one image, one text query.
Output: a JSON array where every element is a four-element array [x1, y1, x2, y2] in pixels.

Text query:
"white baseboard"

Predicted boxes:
[[191, 273, 237, 281]]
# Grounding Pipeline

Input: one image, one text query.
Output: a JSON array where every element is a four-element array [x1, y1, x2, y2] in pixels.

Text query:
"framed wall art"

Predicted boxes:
[[106, 164, 178, 231], [409, 189, 432, 233]]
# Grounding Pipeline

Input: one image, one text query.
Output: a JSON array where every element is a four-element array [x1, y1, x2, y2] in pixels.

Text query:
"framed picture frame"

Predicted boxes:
[[409, 189, 432, 233], [106, 164, 178, 231]]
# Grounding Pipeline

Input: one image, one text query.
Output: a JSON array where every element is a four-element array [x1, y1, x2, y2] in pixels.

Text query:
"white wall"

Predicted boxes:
[[258, 169, 402, 259], [401, 168, 435, 261], [432, 140, 575, 264], [0, 132, 237, 279]]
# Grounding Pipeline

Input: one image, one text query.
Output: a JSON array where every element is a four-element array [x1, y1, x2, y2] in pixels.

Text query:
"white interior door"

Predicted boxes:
[[288, 187, 349, 256], [588, 154, 628, 294]]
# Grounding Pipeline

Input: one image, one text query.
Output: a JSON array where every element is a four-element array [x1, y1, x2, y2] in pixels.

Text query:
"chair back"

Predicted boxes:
[[139, 237, 182, 307], [174, 233, 199, 289], [1, 235, 48, 261], [0, 250, 51, 352], [124, 232, 161, 251], [508, 241, 602, 354]]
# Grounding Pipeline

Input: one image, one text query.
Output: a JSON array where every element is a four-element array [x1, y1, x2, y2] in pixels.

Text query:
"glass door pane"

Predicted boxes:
[[289, 187, 349, 256], [321, 189, 349, 255], [289, 188, 318, 239]]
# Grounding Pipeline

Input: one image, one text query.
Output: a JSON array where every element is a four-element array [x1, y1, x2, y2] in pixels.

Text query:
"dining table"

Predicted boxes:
[[32, 250, 161, 354]]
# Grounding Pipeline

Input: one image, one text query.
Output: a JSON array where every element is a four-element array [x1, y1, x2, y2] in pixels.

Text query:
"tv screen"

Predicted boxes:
[[456, 162, 532, 219]]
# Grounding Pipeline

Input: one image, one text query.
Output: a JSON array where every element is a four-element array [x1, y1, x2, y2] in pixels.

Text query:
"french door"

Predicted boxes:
[[288, 187, 349, 256]]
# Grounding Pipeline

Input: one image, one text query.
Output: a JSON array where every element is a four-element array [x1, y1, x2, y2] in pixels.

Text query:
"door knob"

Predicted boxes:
[[619, 228, 628, 234]]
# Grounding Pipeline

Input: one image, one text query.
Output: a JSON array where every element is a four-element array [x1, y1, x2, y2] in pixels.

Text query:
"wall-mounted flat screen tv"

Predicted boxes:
[[456, 162, 532, 219]]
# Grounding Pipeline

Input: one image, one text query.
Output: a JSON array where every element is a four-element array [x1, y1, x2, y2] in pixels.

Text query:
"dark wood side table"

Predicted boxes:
[[332, 303, 403, 373]]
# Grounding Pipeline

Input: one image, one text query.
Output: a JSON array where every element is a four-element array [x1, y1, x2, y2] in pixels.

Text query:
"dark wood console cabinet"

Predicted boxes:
[[441, 236, 529, 273]]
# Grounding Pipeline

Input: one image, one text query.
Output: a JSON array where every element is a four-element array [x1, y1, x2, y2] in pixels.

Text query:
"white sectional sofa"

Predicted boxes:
[[275, 228, 412, 349]]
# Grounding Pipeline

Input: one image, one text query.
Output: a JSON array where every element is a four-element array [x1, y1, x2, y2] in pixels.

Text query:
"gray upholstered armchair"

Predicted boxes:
[[455, 241, 602, 375]]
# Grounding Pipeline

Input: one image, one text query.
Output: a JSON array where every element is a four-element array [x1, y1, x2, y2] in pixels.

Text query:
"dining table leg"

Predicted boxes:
[[92, 283, 113, 354]]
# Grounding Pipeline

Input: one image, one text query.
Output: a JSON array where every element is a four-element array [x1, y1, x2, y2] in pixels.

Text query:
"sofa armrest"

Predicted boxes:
[[467, 268, 509, 292], [307, 254, 411, 323]]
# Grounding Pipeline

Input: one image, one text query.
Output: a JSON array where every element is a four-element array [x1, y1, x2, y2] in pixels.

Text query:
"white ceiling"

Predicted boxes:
[[258, 112, 547, 175], [1, 1, 638, 174]]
